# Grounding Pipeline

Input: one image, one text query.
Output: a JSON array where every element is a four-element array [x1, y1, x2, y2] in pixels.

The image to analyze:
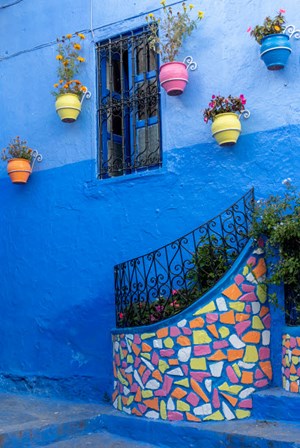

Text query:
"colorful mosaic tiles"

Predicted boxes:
[[282, 334, 300, 393], [112, 247, 272, 422]]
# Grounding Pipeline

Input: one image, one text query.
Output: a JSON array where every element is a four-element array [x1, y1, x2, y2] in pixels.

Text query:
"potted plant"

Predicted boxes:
[[146, 2, 204, 96], [248, 9, 292, 70], [1, 136, 42, 184], [203, 94, 249, 146], [250, 180, 300, 324], [53, 32, 89, 122]]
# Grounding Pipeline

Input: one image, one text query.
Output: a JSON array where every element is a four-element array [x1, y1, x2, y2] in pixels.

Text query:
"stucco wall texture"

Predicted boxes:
[[0, 0, 299, 400]]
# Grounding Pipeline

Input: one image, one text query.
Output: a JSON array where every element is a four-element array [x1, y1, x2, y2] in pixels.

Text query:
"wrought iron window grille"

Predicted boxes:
[[96, 27, 162, 179], [114, 188, 255, 328]]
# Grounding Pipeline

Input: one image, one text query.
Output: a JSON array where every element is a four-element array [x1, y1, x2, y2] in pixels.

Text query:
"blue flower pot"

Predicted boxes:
[[260, 33, 292, 70]]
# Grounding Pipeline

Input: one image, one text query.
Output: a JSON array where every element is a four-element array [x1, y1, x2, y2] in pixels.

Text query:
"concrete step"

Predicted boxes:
[[1, 392, 300, 447], [43, 431, 161, 448], [252, 387, 300, 421]]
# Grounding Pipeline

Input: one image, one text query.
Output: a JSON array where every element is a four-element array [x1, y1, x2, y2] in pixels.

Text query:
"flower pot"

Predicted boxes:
[[159, 61, 189, 96], [55, 93, 81, 123], [7, 158, 32, 184], [211, 113, 242, 146], [260, 34, 292, 70]]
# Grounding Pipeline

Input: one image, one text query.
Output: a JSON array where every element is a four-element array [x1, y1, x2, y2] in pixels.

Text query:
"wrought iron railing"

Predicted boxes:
[[114, 188, 254, 328]]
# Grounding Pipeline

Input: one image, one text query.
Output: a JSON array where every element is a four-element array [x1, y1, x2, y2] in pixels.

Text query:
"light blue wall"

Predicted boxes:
[[0, 0, 299, 400]]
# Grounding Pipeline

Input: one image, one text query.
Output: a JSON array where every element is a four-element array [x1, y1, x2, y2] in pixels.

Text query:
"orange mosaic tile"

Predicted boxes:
[[236, 313, 251, 322], [207, 324, 219, 338], [227, 349, 245, 362], [222, 284, 242, 301], [241, 371, 254, 384], [190, 378, 209, 402], [113, 363, 117, 378], [144, 397, 159, 411], [259, 306, 269, 318], [259, 361, 272, 380], [122, 396, 128, 406], [126, 373, 133, 385], [171, 387, 188, 399], [292, 349, 300, 356], [157, 328, 168, 338], [112, 389, 118, 402], [152, 370, 163, 382], [177, 336, 191, 346], [169, 359, 179, 366], [132, 343, 141, 356], [220, 310, 235, 325], [135, 387, 142, 402], [290, 364, 297, 374], [187, 412, 201, 422], [291, 382, 299, 393], [297, 337, 300, 346], [138, 365, 147, 376], [242, 331, 261, 344], [252, 258, 266, 279], [142, 342, 152, 352], [132, 408, 143, 417], [220, 392, 238, 407], [190, 317, 205, 328], [208, 350, 227, 361]]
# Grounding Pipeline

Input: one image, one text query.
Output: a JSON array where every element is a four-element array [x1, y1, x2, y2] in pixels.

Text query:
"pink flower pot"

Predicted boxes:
[[159, 61, 189, 96]]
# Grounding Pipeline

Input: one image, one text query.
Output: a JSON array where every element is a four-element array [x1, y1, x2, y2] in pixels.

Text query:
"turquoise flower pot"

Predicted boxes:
[[260, 34, 292, 70]]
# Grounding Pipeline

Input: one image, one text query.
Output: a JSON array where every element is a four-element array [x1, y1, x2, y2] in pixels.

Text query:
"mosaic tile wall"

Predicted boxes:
[[112, 247, 272, 422], [282, 334, 300, 393]]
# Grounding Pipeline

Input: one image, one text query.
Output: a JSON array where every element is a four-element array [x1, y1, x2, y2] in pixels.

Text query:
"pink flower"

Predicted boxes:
[[204, 117, 208, 123], [172, 289, 178, 295], [247, 26, 252, 33], [212, 95, 216, 99], [279, 9, 286, 13], [150, 314, 156, 322], [119, 312, 124, 319], [155, 305, 164, 312]]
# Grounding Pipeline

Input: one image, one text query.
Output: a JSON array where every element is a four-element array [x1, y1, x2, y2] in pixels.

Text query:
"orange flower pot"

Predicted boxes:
[[7, 158, 32, 184]]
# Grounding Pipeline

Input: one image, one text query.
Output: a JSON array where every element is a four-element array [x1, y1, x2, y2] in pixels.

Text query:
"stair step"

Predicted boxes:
[[43, 431, 160, 448], [252, 387, 300, 421], [1, 392, 300, 447]]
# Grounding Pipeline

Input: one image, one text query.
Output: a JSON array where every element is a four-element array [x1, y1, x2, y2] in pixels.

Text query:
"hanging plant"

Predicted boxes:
[[53, 32, 90, 122]]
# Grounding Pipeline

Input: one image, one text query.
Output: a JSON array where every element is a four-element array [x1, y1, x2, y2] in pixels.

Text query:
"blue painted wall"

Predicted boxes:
[[0, 0, 299, 400]]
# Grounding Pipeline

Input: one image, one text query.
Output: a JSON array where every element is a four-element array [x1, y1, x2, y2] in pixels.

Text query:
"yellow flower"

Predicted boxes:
[[59, 80, 64, 84], [77, 56, 85, 63], [56, 54, 63, 60], [160, 0, 166, 5], [63, 84, 68, 89], [53, 83, 59, 88], [63, 60, 69, 66], [73, 43, 81, 50], [189, 4, 195, 9], [66, 34, 73, 39], [148, 13, 154, 19], [274, 25, 281, 32], [198, 10, 204, 19], [77, 33, 85, 39], [80, 86, 87, 92]]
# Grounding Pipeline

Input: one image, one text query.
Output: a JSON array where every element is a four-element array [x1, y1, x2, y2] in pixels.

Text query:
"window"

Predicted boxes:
[[96, 27, 162, 179]]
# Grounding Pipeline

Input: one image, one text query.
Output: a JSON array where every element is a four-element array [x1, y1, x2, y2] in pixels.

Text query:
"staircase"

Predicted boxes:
[[1, 391, 300, 447]]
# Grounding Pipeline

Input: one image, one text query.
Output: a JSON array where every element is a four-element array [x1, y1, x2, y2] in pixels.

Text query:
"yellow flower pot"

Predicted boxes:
[[55, 93, 81, 123], [211, 113, 242, 146]]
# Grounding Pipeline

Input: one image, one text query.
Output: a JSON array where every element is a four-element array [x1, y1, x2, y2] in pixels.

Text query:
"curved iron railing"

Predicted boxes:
[[114, 188, 254, 328]]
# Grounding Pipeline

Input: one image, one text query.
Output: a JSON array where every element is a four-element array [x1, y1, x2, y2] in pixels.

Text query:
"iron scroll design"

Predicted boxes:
[[114, 189, 255, 328]]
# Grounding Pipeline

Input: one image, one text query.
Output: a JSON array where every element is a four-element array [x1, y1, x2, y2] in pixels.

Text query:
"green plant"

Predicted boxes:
[[248, 10, 286, 44], [203, 94, 247, 123], [146, 1, 204, 63], [118, 235, 232, 327], [1, 136, 34, 161], [250, 181, 300, 315], [53, 32, 87, 98]]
